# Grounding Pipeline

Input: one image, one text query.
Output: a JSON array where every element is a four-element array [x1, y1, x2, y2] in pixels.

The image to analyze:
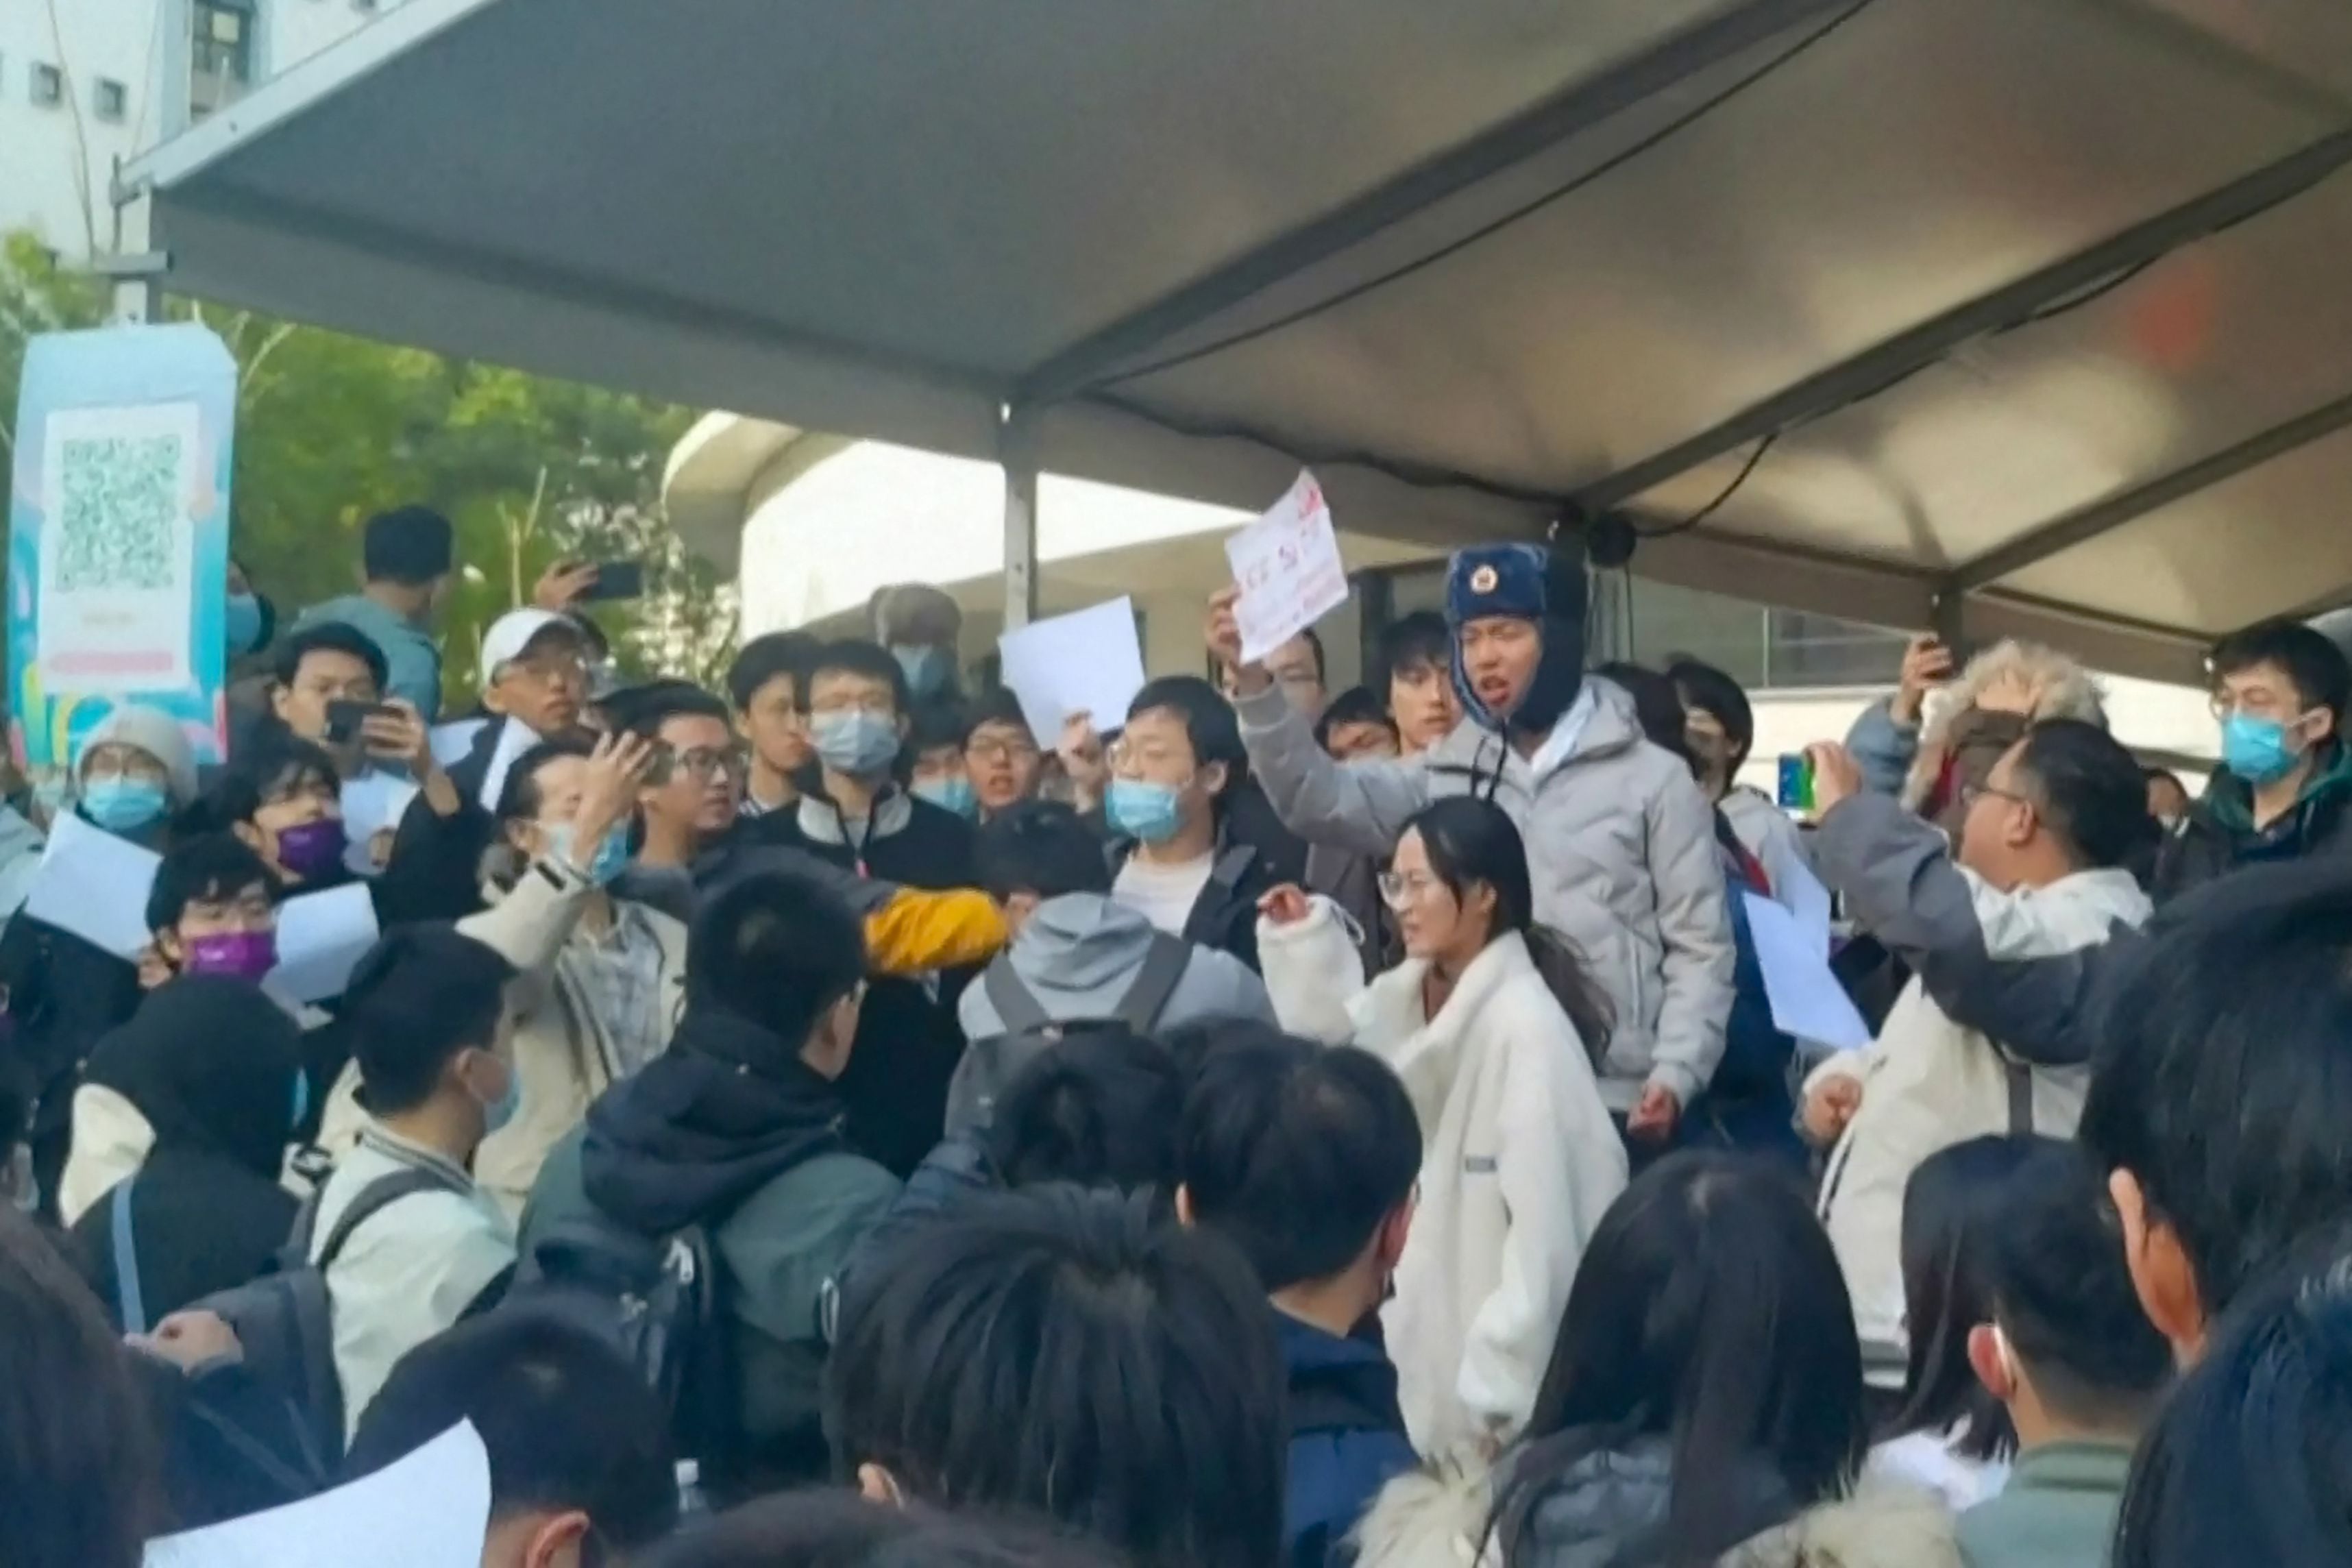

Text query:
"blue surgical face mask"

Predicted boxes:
[[892, 644, 952, 700], [2221, 711, 2308, 787], [913, 775, 977, 820], [81, 776, 169, 834], [1106, 779, 1186, 845], [550, 821, 631, 887], [810, 711, 901, 777], [225, 592, 265, 657], [480, 1057, 521, 1138]]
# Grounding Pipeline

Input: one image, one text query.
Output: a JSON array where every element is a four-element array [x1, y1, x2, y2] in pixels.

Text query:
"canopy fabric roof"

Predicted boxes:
[[124, 0, 2352, 683]]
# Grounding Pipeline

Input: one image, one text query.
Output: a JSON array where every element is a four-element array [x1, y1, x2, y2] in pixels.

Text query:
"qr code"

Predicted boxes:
[[54, 434, 179, 592]]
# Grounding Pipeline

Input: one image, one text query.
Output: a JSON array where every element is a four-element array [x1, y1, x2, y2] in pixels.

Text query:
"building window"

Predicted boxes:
[[190, 0, 256, 120], [94, 78, 128, 123], [29, 62, 63, 108]]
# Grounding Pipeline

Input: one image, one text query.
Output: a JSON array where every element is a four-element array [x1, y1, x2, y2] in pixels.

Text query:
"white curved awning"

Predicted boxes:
[[122, 0, 2352, 683]]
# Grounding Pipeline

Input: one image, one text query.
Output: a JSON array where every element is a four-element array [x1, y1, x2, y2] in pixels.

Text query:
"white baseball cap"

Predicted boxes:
[[479, 609, 585, 683]]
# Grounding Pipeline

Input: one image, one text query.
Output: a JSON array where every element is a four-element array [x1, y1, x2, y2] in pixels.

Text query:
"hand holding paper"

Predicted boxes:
[[22, 813, 160, 959], [1225, 470, 1347, 665]]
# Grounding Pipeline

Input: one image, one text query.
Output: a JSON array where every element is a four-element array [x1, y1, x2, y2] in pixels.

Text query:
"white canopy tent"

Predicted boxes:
[[121, 0, 2352, 683]]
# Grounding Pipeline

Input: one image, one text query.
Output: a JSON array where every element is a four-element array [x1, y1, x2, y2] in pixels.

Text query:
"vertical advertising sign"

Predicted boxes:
[[7, 323, 236, 792]]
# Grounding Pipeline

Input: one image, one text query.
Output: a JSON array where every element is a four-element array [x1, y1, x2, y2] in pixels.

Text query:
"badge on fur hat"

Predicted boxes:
[[1470, 565, 1499, 594]]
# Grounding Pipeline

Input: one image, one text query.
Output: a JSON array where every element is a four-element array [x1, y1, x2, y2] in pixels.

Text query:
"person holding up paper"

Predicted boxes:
[[0, 704, 201, 1215], [1798, 724, 2158, 1384], [1210, 545, 1735, 1150]]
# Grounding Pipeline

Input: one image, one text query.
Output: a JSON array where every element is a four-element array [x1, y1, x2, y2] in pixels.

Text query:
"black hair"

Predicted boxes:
[[726, 631, 822, 713], [346, 1314, 677, 1552], [641, 1490, 1124, 1568], [1127, 675, 1246, 800], [180, 727, 340, 838], [144, 833, 279, 933], [1407, 796, 1613, 1059], [1667, 658, 1756, 772], [1499, 1153, 1865, 1568], [986, 1027, 1186, 1193], [608, 679, 732, 742], [2110, 1225, 2352, 1568], [907, 698, 969, 755], [1312, 686, 1399, 753], [1179, 1036, 1421, 1291], [974, 800, 1112, 903], [0, 1206, 162, 1568], [1593, 661, 1699, 778], [689, 871, 866, 1051], [1883, 1136, 2037, 1462], [1375, 610, 1452, 691], [2210, 616, 2352, 722], [959, 686, 1031, 746], [270, 621, 388, 692], [491, 737, 598, 826], [1983, 1141, 2171, 1430], [827, 1187, 1285, 1568], [2011, 718, 2160, 871], [2080, 861, 2352, 1318], [2142, 765, 2187, 793], [344, 925, 517, 1114], [1291, 626, 1327, 683], [361, 504, 455, 586], [802, 641, 911, 717]]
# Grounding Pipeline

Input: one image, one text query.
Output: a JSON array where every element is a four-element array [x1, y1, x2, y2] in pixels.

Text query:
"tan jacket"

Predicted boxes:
[[323, 857, 689, 1217]]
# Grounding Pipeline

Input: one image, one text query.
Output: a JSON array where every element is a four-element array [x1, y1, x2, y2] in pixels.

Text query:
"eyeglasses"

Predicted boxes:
[[1377, 870, 1445, 907], [967, 736, 1040, 765], [1960, 782, 2028, 811], [672, 745, 745, 781], [506, 654, 589, 687]]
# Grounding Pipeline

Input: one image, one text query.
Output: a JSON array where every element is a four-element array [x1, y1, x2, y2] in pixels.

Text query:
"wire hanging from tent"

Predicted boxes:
[[1635, 432, 1780, 538], [1091, 0, 1881, 392]]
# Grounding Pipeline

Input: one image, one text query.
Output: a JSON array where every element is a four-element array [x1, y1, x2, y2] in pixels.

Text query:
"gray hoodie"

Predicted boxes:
[[950, 892, 1275, 1128]]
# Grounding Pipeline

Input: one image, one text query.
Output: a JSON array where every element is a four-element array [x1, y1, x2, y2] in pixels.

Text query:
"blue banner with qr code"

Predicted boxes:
[[6, 324, 235, 789]]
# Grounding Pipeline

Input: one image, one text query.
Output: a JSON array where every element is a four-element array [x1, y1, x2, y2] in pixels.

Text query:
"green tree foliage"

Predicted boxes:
[[1, 231, 735, 702]]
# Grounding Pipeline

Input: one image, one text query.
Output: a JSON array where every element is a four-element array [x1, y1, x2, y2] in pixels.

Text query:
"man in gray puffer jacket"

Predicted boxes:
[[1209, 543, 1732, 1142]]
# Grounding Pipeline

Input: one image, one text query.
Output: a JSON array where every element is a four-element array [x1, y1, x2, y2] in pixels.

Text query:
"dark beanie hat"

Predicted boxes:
[[1444, 543, 1588, 736]]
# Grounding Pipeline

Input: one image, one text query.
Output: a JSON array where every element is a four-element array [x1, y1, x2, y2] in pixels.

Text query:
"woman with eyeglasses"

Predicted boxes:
[[1257, 794, 1626, 1460]]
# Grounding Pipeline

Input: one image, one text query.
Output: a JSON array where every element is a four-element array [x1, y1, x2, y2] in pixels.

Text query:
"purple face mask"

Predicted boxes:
[[275, 818, 349, 879], [184, 929, 279, 983]]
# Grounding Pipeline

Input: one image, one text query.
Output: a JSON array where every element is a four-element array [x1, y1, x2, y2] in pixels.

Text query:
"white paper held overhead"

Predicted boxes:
[[1225, 469, 1348, 665], [146, 1419, 490, 1568], [267, 882, 382, 1003], [21, 813, 160, 959], [995, 597, 1149, 746], [1741, 890, 1872, 1052]]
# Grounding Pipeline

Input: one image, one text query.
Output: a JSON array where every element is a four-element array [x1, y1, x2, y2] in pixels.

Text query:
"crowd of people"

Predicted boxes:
[[1, 502, 2349, 1567]]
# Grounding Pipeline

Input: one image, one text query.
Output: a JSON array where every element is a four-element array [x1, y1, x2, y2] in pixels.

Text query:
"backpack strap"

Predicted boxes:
[[111, 1179, 148, 1336], [1114, 933, 1193, 1032], [2004, 1054, 2033, 1137], [981, 953, 1054, 1036], [316, 1167, 465, 1271]]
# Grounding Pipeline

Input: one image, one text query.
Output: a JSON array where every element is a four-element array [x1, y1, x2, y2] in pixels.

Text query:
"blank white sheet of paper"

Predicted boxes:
[[268, 882, 382, 1003], [996, 597, 1149, 746], [146, 1419, 490, 1568], [21, 812, 160, 959], [1741, 890, 1872, 1051]]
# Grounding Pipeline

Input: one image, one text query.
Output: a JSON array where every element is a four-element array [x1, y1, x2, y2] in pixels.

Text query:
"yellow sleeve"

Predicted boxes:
[[861, 888, 1006, 975]]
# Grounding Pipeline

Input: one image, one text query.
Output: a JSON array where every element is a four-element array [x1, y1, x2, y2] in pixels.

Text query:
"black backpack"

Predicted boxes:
[[504, 1212, 738, 1475], [180, 1164, 461, 1467], [944, 932, 1192, 1134]]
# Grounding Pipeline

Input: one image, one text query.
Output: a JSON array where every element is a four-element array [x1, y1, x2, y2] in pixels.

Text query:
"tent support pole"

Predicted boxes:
[[999, 407, 1040, 630]]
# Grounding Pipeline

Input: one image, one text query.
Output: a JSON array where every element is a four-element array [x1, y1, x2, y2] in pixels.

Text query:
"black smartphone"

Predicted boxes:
[[577, 562, 646, 601], [325, 699, 400, 743]]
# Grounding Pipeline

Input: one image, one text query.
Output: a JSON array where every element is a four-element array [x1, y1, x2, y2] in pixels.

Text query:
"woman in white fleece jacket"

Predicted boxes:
[[1259, 796, 1627, 1458]]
